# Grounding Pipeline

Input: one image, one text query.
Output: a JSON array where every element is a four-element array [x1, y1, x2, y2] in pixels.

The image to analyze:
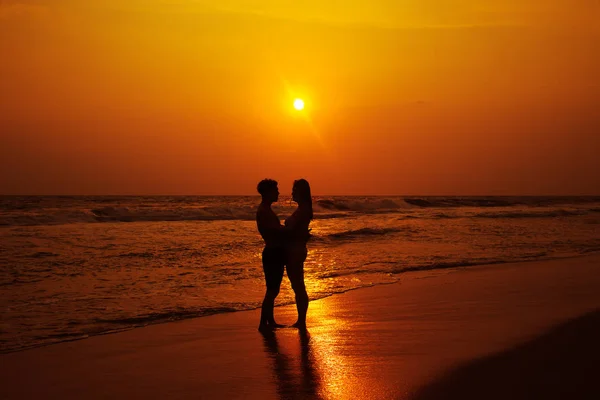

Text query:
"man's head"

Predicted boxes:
[[257, 179, 279, 203]]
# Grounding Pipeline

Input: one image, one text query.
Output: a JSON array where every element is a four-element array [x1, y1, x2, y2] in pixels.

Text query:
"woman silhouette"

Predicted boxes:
[[284, 179, 313, 329]]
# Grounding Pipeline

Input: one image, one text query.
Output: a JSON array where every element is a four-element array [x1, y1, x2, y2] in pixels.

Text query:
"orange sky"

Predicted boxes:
[[1, 1, 599, 195]]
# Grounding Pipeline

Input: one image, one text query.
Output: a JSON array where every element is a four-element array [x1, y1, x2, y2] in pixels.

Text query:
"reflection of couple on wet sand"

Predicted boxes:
[[261, 328, 321, 399], [256, 178, 313, 331]]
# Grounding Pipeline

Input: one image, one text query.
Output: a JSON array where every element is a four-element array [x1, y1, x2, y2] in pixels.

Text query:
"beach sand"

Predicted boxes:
[[2, 255, 600, 399]]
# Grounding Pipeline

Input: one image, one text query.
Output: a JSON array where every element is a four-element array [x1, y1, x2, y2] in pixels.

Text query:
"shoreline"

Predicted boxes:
[[3, 251, 599, 355], [2, 254, 600, 399], [2, 251, 597, 355]]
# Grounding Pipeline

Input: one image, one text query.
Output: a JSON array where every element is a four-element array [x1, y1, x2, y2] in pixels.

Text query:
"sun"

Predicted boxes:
[[293, 98, 305, 110]]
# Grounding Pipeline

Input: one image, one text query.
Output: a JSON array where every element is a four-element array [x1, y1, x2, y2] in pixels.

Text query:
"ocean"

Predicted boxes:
[[1, 195, 599, 353]]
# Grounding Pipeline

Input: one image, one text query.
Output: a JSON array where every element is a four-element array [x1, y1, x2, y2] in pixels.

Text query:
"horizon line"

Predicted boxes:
[[1, 194, 599, 197]]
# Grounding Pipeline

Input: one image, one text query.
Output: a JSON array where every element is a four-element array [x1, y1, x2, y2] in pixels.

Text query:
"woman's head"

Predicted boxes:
[[292, 179, 313, 220], [292, 179, 311, 204]]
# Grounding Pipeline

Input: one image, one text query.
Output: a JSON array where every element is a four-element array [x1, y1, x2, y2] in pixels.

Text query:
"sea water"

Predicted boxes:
[[1, 195, 599, 352]]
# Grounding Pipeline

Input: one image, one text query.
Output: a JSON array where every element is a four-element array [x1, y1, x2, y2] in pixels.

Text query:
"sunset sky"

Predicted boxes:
[[1, 1, 598, 195]]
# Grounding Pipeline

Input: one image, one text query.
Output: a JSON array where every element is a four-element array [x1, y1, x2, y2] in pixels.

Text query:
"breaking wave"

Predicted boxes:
[[1, 196, 599, 226], [403, 196, 600, 208], [320, 227, 414, 241]]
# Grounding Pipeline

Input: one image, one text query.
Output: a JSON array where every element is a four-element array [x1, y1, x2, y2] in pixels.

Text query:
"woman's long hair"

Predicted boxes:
[[293, 179, 313, 220]]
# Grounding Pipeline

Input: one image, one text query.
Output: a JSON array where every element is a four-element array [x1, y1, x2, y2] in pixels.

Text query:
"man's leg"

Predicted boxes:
[[259, 247, 284, 330], [266, 247, 285, 326], [260, 288, 279, 329]]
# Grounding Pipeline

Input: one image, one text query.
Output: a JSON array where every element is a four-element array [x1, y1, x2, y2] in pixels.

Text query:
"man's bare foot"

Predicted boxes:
[[258, 323, 274, 332], [291, 321, 307, 330], [269, 322, 286, 328]]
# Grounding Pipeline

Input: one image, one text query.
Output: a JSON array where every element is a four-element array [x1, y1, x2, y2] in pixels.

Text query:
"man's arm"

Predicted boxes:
[[257, 208, 286, 235]]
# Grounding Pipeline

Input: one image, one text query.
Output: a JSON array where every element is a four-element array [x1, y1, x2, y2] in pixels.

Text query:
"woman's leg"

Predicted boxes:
[[287, 249, 309, 328]]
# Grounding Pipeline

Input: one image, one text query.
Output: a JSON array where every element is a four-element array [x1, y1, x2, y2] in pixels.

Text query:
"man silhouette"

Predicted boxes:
[[256, 179, 287, 330]]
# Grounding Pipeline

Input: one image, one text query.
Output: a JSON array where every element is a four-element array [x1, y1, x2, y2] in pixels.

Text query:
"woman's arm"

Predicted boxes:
[[284, 208, 311, 240], [284, 209, 304, 230]]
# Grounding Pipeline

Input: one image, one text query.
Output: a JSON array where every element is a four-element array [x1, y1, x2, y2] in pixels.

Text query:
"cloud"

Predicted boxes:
[[0, 1, 47, 18], [153, 1, 598, 31], [2, 1, 596, 34]]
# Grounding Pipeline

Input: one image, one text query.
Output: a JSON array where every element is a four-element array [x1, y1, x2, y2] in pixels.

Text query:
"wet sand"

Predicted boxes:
[[2, 255, 600, 399]]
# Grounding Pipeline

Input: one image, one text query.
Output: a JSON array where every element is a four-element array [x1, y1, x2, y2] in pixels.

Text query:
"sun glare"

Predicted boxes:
[[293, 98, 305, 110]]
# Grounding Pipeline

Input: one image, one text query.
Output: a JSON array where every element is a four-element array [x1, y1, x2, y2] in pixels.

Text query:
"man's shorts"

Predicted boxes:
[[262, 247, 286, 291]]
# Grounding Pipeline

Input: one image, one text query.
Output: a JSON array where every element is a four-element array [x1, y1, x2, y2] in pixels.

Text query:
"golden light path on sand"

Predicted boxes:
[[262, 290, 387, 399]]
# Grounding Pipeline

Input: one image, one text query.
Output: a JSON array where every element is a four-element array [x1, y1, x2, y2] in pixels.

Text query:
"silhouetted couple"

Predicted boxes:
[[256, 178, 313, 331]]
